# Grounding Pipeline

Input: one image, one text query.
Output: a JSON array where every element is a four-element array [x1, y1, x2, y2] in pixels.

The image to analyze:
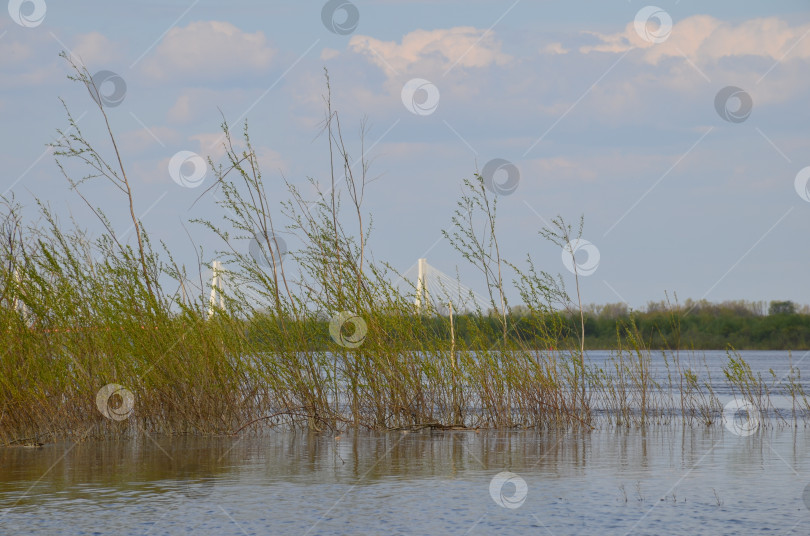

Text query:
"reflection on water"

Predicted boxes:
[[1, 425, 809, 535]]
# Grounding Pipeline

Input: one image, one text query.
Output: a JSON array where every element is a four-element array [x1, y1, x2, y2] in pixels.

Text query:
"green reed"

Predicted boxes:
[[0, 61, 806, 443]]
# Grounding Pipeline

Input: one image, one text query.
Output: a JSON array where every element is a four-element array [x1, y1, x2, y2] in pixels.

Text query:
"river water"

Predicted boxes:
[[2, 350, 809, 535]]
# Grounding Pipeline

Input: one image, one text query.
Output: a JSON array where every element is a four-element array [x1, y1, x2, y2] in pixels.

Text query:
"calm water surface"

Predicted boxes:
[[2, 350, 809, 535]]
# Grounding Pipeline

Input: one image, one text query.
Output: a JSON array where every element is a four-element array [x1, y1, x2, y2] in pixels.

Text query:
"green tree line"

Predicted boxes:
[[329, 299, 807, 351]]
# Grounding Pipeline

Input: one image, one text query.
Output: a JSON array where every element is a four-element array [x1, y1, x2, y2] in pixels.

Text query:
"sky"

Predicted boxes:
[[1, 0, 809, 311]]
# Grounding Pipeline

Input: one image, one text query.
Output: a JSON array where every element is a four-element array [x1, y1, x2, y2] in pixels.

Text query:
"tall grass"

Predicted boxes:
[[0, 62, 807, 443]]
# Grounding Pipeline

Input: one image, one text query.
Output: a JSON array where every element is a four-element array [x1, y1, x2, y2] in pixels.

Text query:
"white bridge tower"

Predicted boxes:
[[208, 260, 225, 318]]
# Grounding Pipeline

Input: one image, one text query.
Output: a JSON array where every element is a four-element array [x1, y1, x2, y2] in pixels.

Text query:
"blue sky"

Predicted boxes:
[[2, 0, 809, 311]]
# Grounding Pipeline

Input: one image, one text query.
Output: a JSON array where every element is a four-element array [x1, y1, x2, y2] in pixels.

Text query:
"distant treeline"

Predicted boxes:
[[566, 299, 810, 350], [570, 299, 810, 350], [322, 299, 810, 351]]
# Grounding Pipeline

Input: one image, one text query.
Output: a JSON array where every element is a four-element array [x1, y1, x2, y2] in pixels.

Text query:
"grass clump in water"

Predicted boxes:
[[0, 61, 804, 443]]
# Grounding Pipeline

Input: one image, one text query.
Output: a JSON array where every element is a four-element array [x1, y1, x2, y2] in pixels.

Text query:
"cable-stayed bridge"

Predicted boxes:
[[394, 258, 491, 315], [204, 257, 491, 316]]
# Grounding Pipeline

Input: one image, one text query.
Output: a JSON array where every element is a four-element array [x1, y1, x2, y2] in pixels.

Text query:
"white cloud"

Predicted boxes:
[[540, 42, 568, 55], [0, 64, 56, 89], [165, 88, 253, 124], [0, 39, 35, 68], [184, 132, 285, 176], [131, 159, 170, 186], [71, 32, 121, 66], [321, 47, 340, 61], [120, 126, 180, 154], [521, 153, 671, 186], [349, 26, 511, 77], [141, 21, 276, 82], [574, 15, 810, 109], [168, 94, 193, 123], [255, 146, 286, 175], [190, 132, 231, 161], [581, 15, 810, 66]]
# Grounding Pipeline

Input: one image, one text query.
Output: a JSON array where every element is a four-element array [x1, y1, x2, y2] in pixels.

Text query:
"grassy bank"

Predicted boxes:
[[1, 62, 807, 443]]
